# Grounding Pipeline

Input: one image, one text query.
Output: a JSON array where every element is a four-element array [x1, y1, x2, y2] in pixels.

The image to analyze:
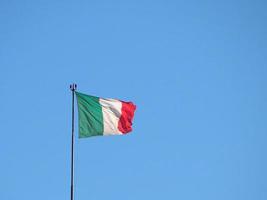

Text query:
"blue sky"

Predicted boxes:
[[1, 0, 267, 199]]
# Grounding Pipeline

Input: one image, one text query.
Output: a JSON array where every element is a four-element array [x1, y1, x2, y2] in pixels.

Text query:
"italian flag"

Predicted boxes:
[[75, 92, 136, 138]]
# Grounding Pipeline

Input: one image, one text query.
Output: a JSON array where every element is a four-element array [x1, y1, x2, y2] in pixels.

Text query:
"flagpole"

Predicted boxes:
[[70, 83, 77, 200]]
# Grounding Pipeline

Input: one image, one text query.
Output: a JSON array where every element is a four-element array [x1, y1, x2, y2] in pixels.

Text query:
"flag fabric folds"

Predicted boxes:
[[75, 92, 136, 138]]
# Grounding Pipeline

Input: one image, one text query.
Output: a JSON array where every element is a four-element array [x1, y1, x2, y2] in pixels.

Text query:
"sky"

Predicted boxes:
[[0, 0, 267, 199]]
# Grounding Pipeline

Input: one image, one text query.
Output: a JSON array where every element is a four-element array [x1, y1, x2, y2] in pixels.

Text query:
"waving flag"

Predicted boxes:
[[75, 92, 136, 138]]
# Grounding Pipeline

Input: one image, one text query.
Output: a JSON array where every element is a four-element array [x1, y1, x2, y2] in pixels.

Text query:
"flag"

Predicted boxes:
[[75, 92, 136, 138]]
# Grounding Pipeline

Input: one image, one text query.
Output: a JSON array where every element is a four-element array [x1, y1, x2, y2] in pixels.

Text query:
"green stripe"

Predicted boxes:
[[75, 92, 104, 138]]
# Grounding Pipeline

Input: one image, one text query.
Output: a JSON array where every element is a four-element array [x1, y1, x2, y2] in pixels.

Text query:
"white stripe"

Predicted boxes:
[[99, 98, 123, 135]]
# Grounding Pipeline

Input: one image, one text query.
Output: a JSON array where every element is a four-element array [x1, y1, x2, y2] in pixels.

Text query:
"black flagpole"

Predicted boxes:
[[70, 83, 77, 200]]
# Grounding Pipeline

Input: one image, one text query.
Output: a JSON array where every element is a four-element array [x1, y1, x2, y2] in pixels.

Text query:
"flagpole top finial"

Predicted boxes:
[[70, 83, 77, 91]]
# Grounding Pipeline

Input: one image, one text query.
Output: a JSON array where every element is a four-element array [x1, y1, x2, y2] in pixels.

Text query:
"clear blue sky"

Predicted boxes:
[[1, 0, 267, 199]]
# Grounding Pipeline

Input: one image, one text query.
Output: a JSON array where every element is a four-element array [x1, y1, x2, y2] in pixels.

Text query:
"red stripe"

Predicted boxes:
[[118, 101, 136, 134]]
